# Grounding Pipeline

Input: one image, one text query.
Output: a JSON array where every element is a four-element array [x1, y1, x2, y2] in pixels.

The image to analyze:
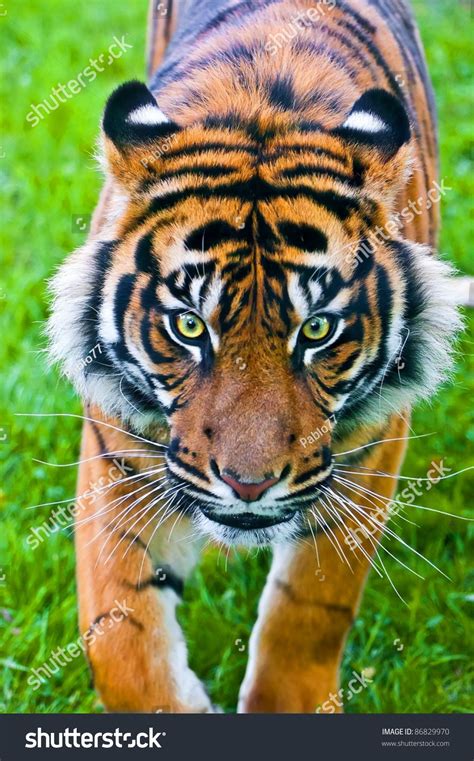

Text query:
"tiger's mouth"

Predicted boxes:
[[200, 506, 296, 530], [167, 470, 333, 545]]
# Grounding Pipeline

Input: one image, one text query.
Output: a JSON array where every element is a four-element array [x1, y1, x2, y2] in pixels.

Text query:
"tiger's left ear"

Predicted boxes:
[[101, 80, 180, 184], [336, 88, 411, 159], [335, 88, 413, 200]]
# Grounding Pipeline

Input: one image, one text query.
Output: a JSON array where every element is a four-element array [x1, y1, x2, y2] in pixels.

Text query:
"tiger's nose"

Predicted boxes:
[[221, 472, 280, 502]]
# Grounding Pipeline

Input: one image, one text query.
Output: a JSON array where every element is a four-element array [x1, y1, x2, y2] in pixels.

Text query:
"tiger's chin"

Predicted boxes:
[[194, 505, 302, 547]]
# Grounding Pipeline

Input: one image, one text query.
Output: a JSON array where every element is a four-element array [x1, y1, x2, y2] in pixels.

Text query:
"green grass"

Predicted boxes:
[[0, 0, 473, 714]]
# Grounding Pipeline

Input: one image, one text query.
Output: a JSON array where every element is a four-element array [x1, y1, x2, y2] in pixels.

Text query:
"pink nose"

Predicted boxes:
[[221, 473, 280, 502]]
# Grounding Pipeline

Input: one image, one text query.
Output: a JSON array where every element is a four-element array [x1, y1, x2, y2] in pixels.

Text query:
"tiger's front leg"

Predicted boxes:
[[238, 418, 408, 713], [75, 416, 212, 713]]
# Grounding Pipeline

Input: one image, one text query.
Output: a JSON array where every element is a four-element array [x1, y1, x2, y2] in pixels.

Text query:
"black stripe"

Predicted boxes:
[[340, 263, 394, 416], [155, 7, 276, 84], [120, 376, 158, 413], [266, 145, 347, 163], [157, 142, 258, 160], [88, 610, 144, 633], [335, 348, 362, 375], [167, 450, 210, 483], [87, 416, 108, 455], [194, 0, 283, 42], [278, 221, 328, 252], [334, 0, 377, 35], [81, 241, 117, 378], [184, 220, 247, 251], [292, 33, 376, 84], [280, 165, 362, 187], [131, 179, 359, 231], [154, 368, 193, 391], [145, 164, 236, 189], [335, 15, 407, 105], [112, 273, 136, 359], [180, 482, 222, 501], [135, 231, 156, 274], [316, 372, 352, 397], [300, 40, 359, 82]]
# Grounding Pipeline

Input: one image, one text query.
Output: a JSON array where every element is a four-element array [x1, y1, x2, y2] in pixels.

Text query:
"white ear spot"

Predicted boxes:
[[127, 104, 170, 126], [342, 111, 388, 133]]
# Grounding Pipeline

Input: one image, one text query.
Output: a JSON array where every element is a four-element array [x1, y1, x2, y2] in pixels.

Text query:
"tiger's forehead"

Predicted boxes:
[[116, 120, 379, 277], [135, 119, 372, 225], [139, 120, 354, 176], [129, 121, 369, 226], [138, 185, 364, 312]]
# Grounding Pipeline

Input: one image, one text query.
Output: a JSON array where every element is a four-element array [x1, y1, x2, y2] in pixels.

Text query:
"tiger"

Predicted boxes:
[[47, 0, 461, 713]]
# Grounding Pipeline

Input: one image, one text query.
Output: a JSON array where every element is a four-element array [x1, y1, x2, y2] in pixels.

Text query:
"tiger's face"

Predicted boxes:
[[49, 82, 460, 545]]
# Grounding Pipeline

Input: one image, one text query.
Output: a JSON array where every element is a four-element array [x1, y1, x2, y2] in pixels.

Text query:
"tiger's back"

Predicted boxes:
[[148, 0, 438, 248]]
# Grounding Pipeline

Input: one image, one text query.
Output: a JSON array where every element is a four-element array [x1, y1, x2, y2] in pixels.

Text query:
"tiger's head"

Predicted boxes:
[[48, 81, 461, 545]]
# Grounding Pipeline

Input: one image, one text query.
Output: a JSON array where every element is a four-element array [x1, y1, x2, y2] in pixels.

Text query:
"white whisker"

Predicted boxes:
[[320, 486, 384, 577], [334, 465, 474, 485], [78, 474, 168, 538], [309, 506, 349, 569], [15, 411, 168, 448], [26, 466, 166, 511], [137, 492, 187, 584], [119, 374, 145, 418], [333, 431, 434, 458], [331, 472, 418, 528], [31, 450, 166, 469], [317, 494, 354, 572], [333, 473, 473, 522], [331, 478, 450, 579], [305, 515, 320, 568]]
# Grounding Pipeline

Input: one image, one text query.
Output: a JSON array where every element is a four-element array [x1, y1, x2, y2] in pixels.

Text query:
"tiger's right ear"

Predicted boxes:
[[101, 80, 180, 181]]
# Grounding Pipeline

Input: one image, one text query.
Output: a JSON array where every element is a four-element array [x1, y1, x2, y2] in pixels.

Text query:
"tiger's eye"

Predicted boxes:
[[175, 313, 206, 340], [301, 315, 332, 342]]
